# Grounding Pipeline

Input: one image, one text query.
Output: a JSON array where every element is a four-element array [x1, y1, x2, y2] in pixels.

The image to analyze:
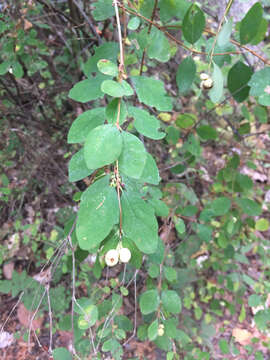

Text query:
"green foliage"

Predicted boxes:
[[1, 1, 269, 359]]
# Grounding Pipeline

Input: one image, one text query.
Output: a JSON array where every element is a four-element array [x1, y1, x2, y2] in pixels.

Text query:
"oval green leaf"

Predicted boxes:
[[211, 197, 231, 216], [118, 132, 146, 179], [101, 79, 133, 97], [140, 289, 159, 315], [97, 59, 118, 77], [240, 2, 263, 45], [209, 63, 223, 103], [176, 56, 196, 93], [161, 290, 182, 314], [84, 124, 122, 169], [69, 149, 93, 182], [182, 4, 205, 44], [236, 198, 262, 216], [227, 61, 253, 102]]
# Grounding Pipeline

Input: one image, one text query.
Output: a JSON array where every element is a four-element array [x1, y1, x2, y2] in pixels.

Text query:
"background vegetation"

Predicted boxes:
[[0, 0, 270, 359]]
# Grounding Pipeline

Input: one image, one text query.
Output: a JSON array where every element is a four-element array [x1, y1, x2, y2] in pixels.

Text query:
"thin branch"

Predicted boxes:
[[139, 0, 158, 75], [121, 4, 270, 65]]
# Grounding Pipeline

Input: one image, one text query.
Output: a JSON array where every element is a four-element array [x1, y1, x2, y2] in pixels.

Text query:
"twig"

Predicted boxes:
[[45, 284, 53, 354], [139, 0, 158, 75]]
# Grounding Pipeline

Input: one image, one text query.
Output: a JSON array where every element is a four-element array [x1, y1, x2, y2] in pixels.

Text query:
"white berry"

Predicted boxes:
[[202, 78, 213, 89], [105, 249, 119, 267], [200, 72, 209, 80], [119, 248, 131, 263], [158, 324, 165, 336]]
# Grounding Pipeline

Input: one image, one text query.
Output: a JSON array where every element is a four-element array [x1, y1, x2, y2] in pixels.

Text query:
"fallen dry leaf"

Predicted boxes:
[[17, 303, 43, 330], [232, 328, 252, 346]]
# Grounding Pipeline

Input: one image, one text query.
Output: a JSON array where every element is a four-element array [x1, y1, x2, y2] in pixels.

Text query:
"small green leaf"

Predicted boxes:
[[106, 98, 127, 125], [68, 108, 105, 144], [182, 4, 205, 44], [140, 289, 159, 314], [118, 132, 147, 179], [97, 59, 118, 77], [69, 149, 93, 182], [122, 190, 158, 254], [101, 80, 133, 97], [76, 176, 119, 251], [197, 223, 212, 242], [147, 27, 171, 63], [53, 348, 72, 360], [0, 61, 11, 75], [248, 294, 262, 307], [139, 153, 160, 185], [176, 113, 196, 129], [217, 18, 233, 47], [148, 319, 159, 341], [69, 74, 106, 103], [236, 198, 262, 216], [78, 305, 98, 328], [209, 63, 223, 103], [227, 61, 253, 102], [240, 2, 263, 44], [219, 339, 229, 354], [164, 267, 177, 282], [12, 62, 23, 78], [254, 105, 267, 124], [176, 56, 196, 93], [174, 217, 186, 234], [128, 17, 140, 30], [131, 76, 172, 111], [255, 218, 269, 231], [84, 124, 122, 169], [161, 290, 182, 314], [92, 0, 115, 21], [129, 107, 166, 140], [197, 125, 217, 140], [248, 68, 270, 106], [211, 197, 231, 216]]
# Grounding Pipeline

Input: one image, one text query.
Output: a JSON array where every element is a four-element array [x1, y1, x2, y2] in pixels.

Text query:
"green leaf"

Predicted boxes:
[[147, 27, 170, 63], [97, 59, 118, 77], [92, 0, 115, 21], [131, 76, 172, 111], [148, 319, 159, 341], [76, 176, 119, 251], [176, 56, 196, 93], [0, 60, 11, 75], [235, 173, 253, 191], [129, 107, 166, 140], [174, 217, 186, 235], [53, 348, 72, 360], [197, 224, 212, 242], [254, 105, 267, 124], [102, 338, 121, 352], [236, 198, 262, 216], [248, 68, 270, 106], [217, 18, 233, 47], [106, 99, 127, 125], [68, 108, 105, 144], [148, 198, 169, 217], [69, 149, 93, 182], [121, 190, 158, 254], [12, 62, 23, 78], [240, 2, 263, 44], [68, 74, 105, 103], [161, 290, 182, 314], [182, 4, 205, 44], [118, 132, 147, 179], [164, 267, 177, 282], [176, 113, 196, 129], [250, 18, 268, 45], [219, 339, 229, 354], [209, 63, 223, 103], [101, 80, 133, 97], [78, 305, 98, 329], [128, 17, 140, 30], [83, 42, 119, 77], [140, 289, 159, 314], [227, 61, 253, 102], [248, 294, 262, 307], [138, 153, 160, 185], [211, 197, 231, 216], [197, 125, 217, 140], [159, 0, 190, 22], [84, 124, 122, 169], [255, 218, 269, 231]]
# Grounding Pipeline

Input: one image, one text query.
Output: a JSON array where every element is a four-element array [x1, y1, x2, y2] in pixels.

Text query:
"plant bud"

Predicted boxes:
[[105, 249, 119, 267], [119, 247, 131, 263]]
